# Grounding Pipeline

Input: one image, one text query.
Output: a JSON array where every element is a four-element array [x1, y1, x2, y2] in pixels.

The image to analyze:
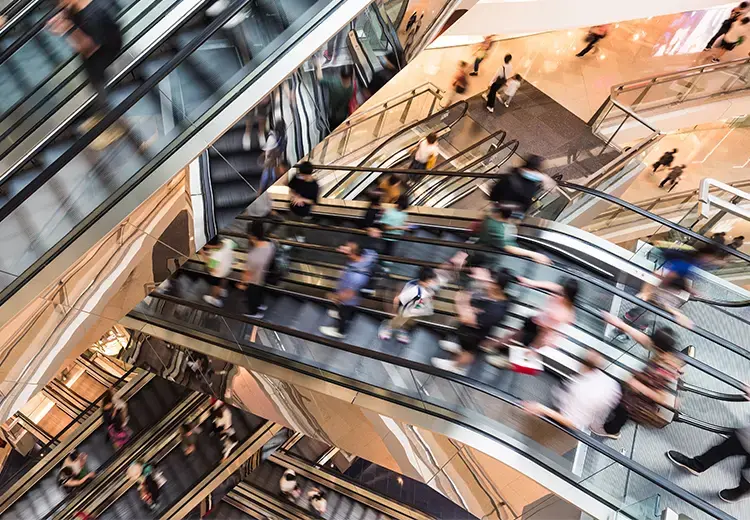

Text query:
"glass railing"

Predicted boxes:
[[307, 82, 443, 166], [129, 293, 735, 520]]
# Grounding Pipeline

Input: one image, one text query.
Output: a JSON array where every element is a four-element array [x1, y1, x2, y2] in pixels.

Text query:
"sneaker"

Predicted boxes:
[[206, 0, 229, 16], [481, 93, 488, 101], [296, 235, 306, 243], [504, 101, 510, 107], [486, 355, 509, 369], [469, 71, 478, 76], [711, 57, 720, 63], [719, 488, 750, 503], [431, 357, 468, 375], [486, 106, 494, 113], [327, 309, 340, 319], [319, 326, 344, 339], [203, 295, 223, 307], [258, 304, 268, 312], [439, 340, 462, 354], [243, 311, 265, 319], [396, 330, 411, 344], [378, 323, 392, 341], [242, 131, 252, 151], [589, 426, 620, 440], [666, 451, 702, 475]]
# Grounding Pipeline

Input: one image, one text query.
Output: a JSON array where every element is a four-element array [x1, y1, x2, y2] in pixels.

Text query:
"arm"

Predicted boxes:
[[517, 276, 562, 293], [601, 311, 654, 349], [504, 245, 551, 265], [524, 402, 576, 429]]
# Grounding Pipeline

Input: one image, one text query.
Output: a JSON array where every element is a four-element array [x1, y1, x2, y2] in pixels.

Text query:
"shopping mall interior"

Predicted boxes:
[[1, 0, 750, 518]]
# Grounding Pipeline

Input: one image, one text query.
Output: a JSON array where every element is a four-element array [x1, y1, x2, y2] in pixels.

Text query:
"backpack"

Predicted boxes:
[[265, 240, 288, 285]]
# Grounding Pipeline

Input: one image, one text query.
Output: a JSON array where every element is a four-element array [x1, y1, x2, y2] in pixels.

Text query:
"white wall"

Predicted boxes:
[[431, 0, 737, 48]]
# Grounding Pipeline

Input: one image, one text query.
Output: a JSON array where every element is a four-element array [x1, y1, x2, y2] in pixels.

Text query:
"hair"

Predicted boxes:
[[492, 268, 514, 292], [346, 241, 361, 256], [671, 148, 678, 153], [297, 161, 314, 176], [426, 132, 438, 144], [513, 74, 522, 81], [457, 60, 468, 68], [340, 65, 354, 79], [386, 174, 401, 186], [735, 236, 745, 241], [417, 266, 436, 282], [524, 154, 544, 171], [102, 389, 113, 407], [741, 2, 749, 8], [504, 54, 512, 63], [313, 490, 327, 500], [59, 467, 74, 481], [284, 472, 296, 481], [663, 272, 688, 292], [367, 189, 382, 205], [69, 449, 80, 460], [561, 278, 579, 305], [651, 327, 677, 353], [181, 422, 193, 434], [395, 194, 409, 210], [249, 219, 265, 241]]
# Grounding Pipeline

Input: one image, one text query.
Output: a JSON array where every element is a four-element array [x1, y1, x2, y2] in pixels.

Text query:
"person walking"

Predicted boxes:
[[443, 60, 469, 107], [659, 164, 685, 189], [485, 54, 512, 112], [470, 36, 494, 76], [308, 488, 328, 517], [280, 469, 302, 501], [730, 235, 745, 249], [286, 161, 320, 243], [319, 241, 377, 339], [409, 132, 440, 172], [705, 2, 749, 50], [524, 350, 622, 432], [180, 422, 198, 455], [101, 388, 127, 431], [202, 237, 236, 308], [432, 269, 513, 375], [711, 16, 750, 62], [576, 25, 609, 57], [667, 424, 750, 503], [499, 74, 522, 107], [652, 148, 678, 173], [237, 221, 275, 319], [489, 155, 556, 215], [316, 60, 354, 131], [379, 194, 410, 258]]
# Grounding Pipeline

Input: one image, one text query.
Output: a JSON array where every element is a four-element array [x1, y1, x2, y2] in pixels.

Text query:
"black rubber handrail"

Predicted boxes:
[[129, 298, 735, 520], [323, 101, 470, 197], [0, 0, 251, 222], [0, 3, 60, 66]]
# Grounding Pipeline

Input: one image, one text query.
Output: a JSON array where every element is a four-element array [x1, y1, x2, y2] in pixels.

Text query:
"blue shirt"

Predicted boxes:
[[338, 249, 378, 305]]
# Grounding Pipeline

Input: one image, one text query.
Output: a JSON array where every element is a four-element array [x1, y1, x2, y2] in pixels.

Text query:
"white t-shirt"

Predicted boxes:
[[493, 62, 513, 83], [504, 78, 521, 97], [414, 140, 439, 163], [397, 272, 447, 318], [207, 239, 236, 278], [554, 369, 621, 430]]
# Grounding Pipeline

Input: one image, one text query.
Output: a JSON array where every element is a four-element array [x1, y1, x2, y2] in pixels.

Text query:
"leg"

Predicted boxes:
[[652, 162, 662, 173], [486, 79, 502, 109], [471, 57, 482, 75], [694, 432, 746, 471], [503, 93, 515, 107], [382, 239, 397, 258], [576, 41, 596, 57], [602, 400, 629, 436], [245, 284, 264, 316], [337, 305, 356, 335], [659, 177, 669, 188]]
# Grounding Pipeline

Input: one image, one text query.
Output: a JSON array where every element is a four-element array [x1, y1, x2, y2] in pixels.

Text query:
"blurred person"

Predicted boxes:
[[409, 132, 440, 171], [286, 161, 320, 243], [222, 431, 239, 460], [319, 241, 377, 339], [308, 488, 328, 516], [202, 236, 236, 307], [712, 231, 727, 246], [651, 148, 678, 173], [470, 36, 494, 76], [659, 164, 685, 189], [137, 463, 163, 510], [237, 220, 275, 319], [368, 52, 399, 95], [211, 401, 233, 436], [47, 0, 125, 146], [524, 350, 621, 432], [730, 235, 745, 249], [443, 60, 469, 107], [489, 155, 556, 215], [485, 53, 512, 112], [316, 60, 354, 130], [280, 468, 302, 500], [108, 415, 131, 449], [58, 466, 95, 492], [484, 276, 578, 368], [706, 2, 749, 50], [260, 120, 287, 183], [378, 266, 448, 344], [473, 203, 551, 269], [377, 174, 403, 204], [405, 11, 418, 32], [667, 423, 750, 503], [362, 189, 385, 252], [432, 269, 513, 375], [593, 315, 683, 439], [180, 422, 197, 456], [101, 388, 127, 430], [500, 74, 522, 107], [576, 24, 609, 57], [711, 16, 750, 62], [379, 194, 410, 258]]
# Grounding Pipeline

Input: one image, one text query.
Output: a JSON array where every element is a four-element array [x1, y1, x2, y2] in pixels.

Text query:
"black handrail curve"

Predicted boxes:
[[130, 296, 734, 520], [323, 100, 470, 197]]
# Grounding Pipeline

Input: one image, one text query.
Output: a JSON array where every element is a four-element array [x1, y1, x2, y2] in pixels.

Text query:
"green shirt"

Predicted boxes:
[[478, 218, 516, 249], [321, 76, 353, 125]]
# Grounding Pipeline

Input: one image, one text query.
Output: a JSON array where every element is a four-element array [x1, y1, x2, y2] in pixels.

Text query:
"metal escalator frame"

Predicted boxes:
[[0, 0, 369, 313], [124, 305, 734, 520], [0, 366, 144, 514], [229, 482, 315, 519], [322, 100, 469, 198], [0, 0, 189, 151], [0, 1, 59, 65], [0, 0, 217, 191]]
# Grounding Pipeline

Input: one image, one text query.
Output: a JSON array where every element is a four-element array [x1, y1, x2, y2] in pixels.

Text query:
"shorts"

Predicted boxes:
[[457, 327, 483, 353]]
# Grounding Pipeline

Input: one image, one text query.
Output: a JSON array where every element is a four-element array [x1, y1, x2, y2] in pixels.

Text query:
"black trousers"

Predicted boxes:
[[694, 432, 750, 475], [603, 400, 629, 434], [83, 44, 120, 112], [576, 34, 604, 57], [706, 19, 732, 49], [486, 78, 505, 109], [336, 304, 356, 334], [473, 57, 483, 73], [245, 283, 265, 314], [660, 176, 678, 188]]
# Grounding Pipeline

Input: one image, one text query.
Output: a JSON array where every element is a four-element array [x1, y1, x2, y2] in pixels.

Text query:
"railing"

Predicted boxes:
[[307, 82, 443, 165]]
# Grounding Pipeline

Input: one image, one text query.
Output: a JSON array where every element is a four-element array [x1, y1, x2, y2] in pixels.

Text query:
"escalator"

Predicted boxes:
[[119, 191, 750, 519], [0, 370, 189, 519], [0, 0, 372, 312]]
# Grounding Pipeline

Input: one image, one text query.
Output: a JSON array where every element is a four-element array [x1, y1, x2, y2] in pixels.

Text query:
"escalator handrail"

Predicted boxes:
[[0, 365, 139, 502], [323, 100, 470, 197], [0, 3, 60, 66], [221, 222, 749, 394], [0, 0, 49, 40], [0, 0, 252, 223], [0, 0, 183, 144], [130, 295, 734, 520]]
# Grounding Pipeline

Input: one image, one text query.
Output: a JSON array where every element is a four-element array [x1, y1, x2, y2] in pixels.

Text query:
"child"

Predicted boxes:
[[202, 237, 237, 307], [501, 74, 522, 107], [378, 266, 448, 344]]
